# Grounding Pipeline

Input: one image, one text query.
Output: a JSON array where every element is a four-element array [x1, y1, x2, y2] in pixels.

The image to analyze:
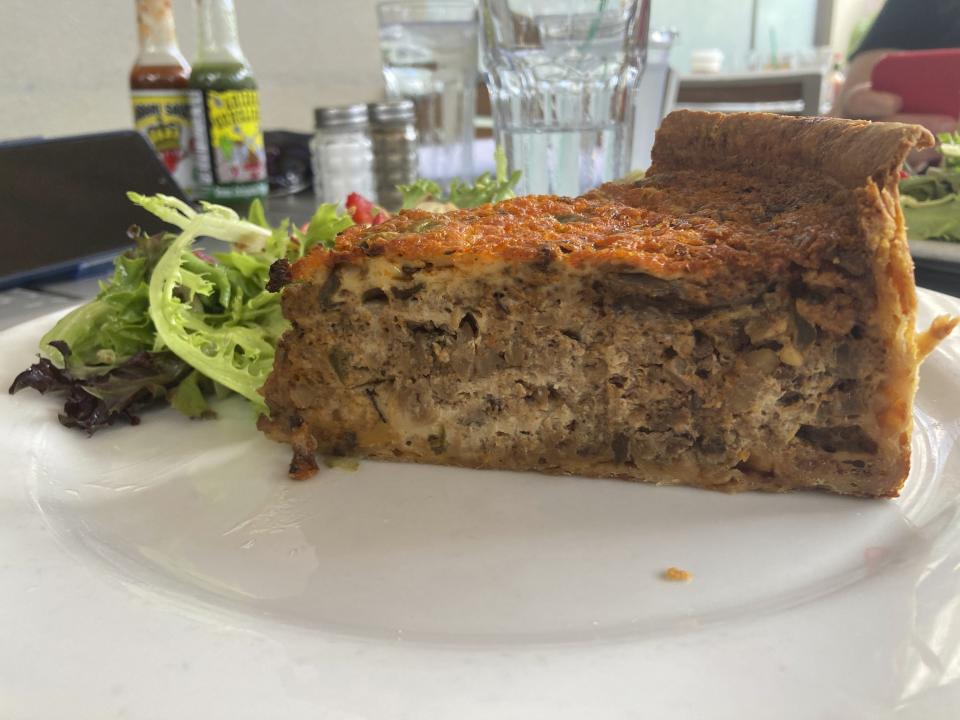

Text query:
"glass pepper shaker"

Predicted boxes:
[[310, 104, 376, 205], [368, 99, 418, 212]]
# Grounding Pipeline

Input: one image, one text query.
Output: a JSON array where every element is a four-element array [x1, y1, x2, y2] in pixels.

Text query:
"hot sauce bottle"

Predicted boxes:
[[188, 0, 268, 206], [130, 0, 194, 195]]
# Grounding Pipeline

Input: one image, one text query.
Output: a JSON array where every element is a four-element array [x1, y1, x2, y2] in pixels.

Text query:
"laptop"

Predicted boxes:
[[0, 130, 187, 291]]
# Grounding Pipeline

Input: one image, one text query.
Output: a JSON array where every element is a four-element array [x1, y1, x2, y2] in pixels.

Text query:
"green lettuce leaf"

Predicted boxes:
[[303, 203, 355, 252], [168, 370, 212, 418], [39, 229, 172, 373], [900, 168, 960, 202], [128, 193, 278, 408], [398, 179, 444, 209], [14, 192, 355, 430], [939, 131, 960, 171], [398, 146, 520, 210], [903, 194, 960, 243], [899, 133, 960, 241], [129, 193, 354, 410]]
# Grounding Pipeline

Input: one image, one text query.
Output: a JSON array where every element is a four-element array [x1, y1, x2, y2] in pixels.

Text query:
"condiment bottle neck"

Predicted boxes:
[[135, 0, 187, 67], [195, 0, 247, 67]]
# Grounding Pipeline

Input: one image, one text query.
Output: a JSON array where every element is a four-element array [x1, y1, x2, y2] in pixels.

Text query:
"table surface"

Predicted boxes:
[[1, 193, 958, 333], [678, 69, 826, 82]]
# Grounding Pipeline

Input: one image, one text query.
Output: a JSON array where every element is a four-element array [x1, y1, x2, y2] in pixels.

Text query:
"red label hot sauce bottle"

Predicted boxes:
[[188, 0, 268, 208], [130, 0, 194, 195]]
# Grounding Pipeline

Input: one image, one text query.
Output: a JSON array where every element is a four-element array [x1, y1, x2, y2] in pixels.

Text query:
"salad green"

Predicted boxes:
[[11, 196, 355, 430], [398, 146, 520, 209], [11, 158, 522, 432], [901, 131, 960, 243]]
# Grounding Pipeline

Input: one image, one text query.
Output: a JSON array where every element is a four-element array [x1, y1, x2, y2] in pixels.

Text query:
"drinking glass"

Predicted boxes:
[[481, 0, 650, 196], [378, 1, 478, 184]]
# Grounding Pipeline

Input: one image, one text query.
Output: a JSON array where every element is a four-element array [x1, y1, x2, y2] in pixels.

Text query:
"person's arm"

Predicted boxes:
[[834, 0, 959, 133], [834, 50, 957, 139]]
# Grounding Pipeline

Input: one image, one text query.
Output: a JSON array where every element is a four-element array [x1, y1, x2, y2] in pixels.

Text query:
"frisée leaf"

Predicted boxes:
[[11, 194, 355, 430]]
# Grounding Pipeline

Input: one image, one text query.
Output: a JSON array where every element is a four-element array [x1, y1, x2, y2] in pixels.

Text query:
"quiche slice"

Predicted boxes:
[[259, 110, 953, 496]]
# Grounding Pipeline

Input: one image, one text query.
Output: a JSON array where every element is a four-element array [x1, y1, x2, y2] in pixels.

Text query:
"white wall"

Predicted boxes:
[[650, 0, 819, 73], [828, 0, 884, 57], [0, 0, 386, 140], [755, 0, 818, 63], [0, 0, 884, 141], [650, 1, 754, 73]]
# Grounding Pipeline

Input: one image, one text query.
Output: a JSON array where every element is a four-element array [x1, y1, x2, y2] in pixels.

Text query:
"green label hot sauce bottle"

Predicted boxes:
[[188, 0, 267, 205]]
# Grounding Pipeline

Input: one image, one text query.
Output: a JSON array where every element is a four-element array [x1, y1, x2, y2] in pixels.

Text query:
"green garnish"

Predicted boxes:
[[398, 146, 521, 210], [901, 132, 960, 243], [11, 194, 354, 430]]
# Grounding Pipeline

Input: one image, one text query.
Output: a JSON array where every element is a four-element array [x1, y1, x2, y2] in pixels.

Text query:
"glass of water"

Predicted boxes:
[[481, 0, 650, 196], [378, 1, 478, 184]]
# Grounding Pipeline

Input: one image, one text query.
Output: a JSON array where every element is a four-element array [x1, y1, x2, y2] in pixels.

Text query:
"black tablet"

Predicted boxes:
[[0, 130, 187, 290]]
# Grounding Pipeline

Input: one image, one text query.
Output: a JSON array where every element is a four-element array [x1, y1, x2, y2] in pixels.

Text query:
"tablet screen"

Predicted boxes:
[[0, 131, 187, 287]]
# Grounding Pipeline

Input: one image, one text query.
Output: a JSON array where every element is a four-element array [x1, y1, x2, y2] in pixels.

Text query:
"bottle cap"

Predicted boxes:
[[314, 104, 369, 128], [368, 98, 416, 124]]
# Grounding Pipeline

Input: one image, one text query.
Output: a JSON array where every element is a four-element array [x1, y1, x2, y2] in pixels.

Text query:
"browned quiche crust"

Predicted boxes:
[[261, 111, 942, 497], [592, 111, 936, 496]]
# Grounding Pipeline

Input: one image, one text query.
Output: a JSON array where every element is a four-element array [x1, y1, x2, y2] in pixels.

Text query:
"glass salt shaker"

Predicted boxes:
[[310, 104, 376, 205], [368, 99, 418, 211]]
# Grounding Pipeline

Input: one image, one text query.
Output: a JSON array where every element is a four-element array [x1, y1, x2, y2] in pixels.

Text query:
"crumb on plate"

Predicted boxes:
[[324, 456, 360, 471], [662, 567, 692, 582]]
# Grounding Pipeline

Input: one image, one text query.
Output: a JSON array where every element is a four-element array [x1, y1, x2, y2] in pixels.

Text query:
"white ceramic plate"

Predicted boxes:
[[3, 290, 960, 720], [910, 237, 960, 265]]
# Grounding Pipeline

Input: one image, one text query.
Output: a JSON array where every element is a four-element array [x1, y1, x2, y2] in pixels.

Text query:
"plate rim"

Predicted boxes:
[[2, 288, 960, 719]]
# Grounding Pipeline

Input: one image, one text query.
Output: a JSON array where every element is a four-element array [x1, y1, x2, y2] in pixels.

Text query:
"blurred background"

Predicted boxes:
[[0, 0, 880, 139], [13, 0, 956, 379], [1, 0, 957, 332]]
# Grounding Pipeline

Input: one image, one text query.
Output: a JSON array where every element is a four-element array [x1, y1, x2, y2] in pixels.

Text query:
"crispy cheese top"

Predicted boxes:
[[293, 184, 854, 302], [292, 111, 932, 302]]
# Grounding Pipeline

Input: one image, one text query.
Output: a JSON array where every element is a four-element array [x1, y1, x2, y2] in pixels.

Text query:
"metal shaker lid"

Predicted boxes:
[[368, 98, 416, 124], [314, 104, 369, 128]]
